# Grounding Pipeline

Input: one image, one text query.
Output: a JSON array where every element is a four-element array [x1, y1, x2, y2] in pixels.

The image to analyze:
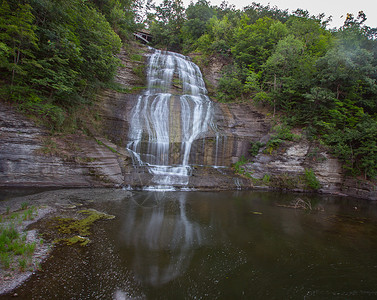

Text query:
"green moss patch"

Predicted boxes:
[[54, 209, 115, 246], [65, 235, 90, 246]]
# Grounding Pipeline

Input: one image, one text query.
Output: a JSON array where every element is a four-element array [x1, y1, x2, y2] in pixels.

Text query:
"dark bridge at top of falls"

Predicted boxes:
[[133, 30, 152, 44]]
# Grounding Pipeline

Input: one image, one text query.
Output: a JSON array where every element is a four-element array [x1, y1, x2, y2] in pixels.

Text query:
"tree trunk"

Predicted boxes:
[[273, 73, 277, 117], [336, 84, 340, 99], [11, 47, 21, 89]]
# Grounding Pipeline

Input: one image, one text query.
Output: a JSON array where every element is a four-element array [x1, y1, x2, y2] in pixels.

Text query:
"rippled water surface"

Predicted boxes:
[[3, 190, 377, 299]]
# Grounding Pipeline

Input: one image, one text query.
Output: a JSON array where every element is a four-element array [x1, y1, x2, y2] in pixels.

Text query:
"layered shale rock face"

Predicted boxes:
[[245, 140, 344, 192], [0, 103, 127, 187], [245, 139, 376, 200]]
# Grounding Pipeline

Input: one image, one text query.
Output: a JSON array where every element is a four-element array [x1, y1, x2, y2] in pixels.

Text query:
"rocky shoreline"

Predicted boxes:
[[0, 188, 132, 296]]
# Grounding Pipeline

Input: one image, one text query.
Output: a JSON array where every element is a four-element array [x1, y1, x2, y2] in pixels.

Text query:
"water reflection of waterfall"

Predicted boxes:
[[126, 49, 214, 190], [119, 192, 203, 286]]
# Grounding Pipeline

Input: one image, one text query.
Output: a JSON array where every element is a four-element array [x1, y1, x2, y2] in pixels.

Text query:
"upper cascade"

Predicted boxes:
[[147, 50, 207, 96], [126, 49, 215, 190]]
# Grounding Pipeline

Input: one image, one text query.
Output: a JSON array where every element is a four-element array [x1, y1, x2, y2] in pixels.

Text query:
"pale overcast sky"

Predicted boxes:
[[158, 0, 377, 29]]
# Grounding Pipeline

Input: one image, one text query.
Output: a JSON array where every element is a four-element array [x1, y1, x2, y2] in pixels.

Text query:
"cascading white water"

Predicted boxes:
[[126, 49, 213, 189]]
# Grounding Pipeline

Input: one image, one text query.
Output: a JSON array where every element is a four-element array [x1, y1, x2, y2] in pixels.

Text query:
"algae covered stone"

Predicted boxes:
[[65, 235, 90, 246], [55, 209, 115, 246]]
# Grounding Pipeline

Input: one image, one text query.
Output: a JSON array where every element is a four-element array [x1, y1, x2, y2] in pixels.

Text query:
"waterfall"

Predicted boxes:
[[126, 49, 214, 190]]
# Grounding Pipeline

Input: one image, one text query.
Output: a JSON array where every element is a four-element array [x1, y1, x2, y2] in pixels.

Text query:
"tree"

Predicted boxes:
[[316, 43, 376, 101], [243, 3, 289, 24], [0, 1, 38, 88], [217, 66, 243, 102], [90, 0, 138, 38], [0, 0, 126, 128], [150, 0, 185, 50], [194, 15, 235, 55], [262, 35, 305, 115], [25, 0, 121, 105], [264, 35, 304, 77], [232, 17, 288, 70], [181, 0, 214, 44], [286, 16, 332, 56]]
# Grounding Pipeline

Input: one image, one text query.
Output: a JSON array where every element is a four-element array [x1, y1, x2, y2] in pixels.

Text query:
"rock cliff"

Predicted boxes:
[[0, 44, 376, 199], [0, 102, 127, 187]]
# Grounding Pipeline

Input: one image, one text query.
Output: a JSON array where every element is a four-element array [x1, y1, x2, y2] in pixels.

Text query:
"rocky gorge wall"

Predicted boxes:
[[0, 102, 128, 188], [0, 45, 376, 199], [195, 52, 377, 200]]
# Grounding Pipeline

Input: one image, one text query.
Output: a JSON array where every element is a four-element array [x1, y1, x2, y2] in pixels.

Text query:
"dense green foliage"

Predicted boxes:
[[148, 1, 377, 179], [148, 0, 185, 51], [0, 0, 138, 129]]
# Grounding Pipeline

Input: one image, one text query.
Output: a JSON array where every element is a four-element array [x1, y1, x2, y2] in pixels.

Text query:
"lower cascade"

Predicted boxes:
[[126, 48, 216, 190]]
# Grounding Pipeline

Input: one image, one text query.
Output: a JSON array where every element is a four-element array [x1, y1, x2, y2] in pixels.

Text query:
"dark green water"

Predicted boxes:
[[3, 190, 377, 299]]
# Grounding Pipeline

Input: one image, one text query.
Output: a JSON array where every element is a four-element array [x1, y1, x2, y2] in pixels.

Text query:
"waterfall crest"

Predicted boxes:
[[126, 49, 214, 190]]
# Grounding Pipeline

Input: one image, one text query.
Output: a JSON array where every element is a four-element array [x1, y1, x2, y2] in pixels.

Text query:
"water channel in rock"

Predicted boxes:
[[2, 189, 377, 299]]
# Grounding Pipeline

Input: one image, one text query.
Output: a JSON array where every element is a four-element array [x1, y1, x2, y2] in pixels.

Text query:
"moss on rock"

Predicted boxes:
[[65, 235, 90, 246], [54, 209, 115, 246]]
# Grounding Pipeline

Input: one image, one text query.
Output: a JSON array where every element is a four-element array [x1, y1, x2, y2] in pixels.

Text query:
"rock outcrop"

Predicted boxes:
[[0, 102, 127, 187], [245, 139, 343, 192], [242, 138, 377, 200]]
